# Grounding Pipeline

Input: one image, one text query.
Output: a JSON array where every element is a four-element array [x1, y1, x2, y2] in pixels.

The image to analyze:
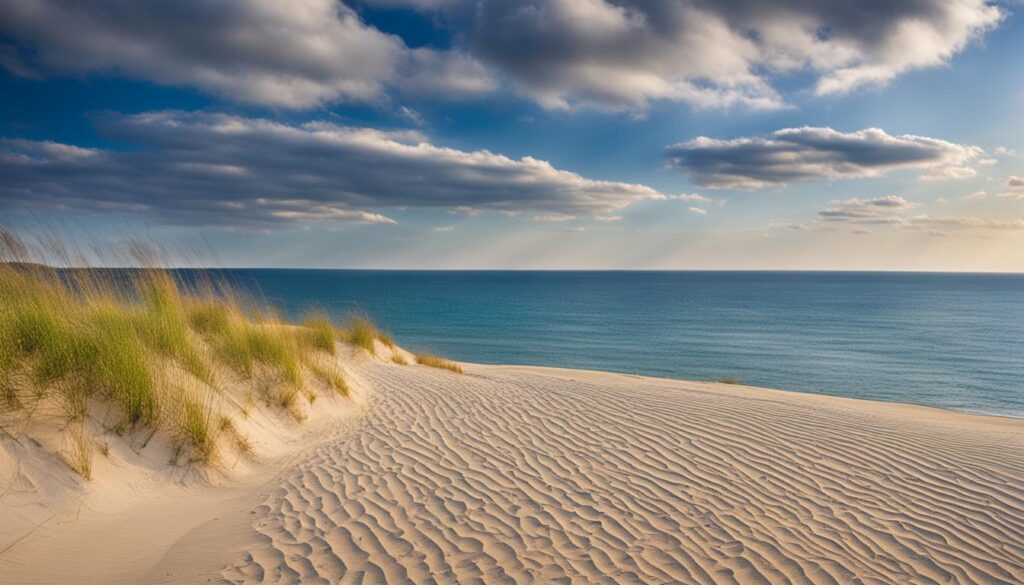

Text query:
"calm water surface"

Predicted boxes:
[[203, 270, 1023, 418]]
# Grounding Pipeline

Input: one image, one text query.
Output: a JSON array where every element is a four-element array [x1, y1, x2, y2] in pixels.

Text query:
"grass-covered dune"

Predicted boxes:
[[0, 232, 459, 480]]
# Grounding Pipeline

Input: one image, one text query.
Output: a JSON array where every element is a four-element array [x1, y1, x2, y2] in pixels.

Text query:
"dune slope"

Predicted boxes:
[[212, 361, 1024, 585]]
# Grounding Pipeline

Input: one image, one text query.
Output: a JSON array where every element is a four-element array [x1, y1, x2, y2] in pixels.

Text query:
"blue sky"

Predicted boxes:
[[1, 0, 1022, 270]]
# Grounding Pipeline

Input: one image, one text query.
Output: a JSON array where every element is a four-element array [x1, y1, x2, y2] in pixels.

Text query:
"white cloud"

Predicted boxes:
[[814, 195, 1024, 232], [818, 196, 918, 220], [0, 0, 494, 108], [669, 193, 713, 202], [688, 207, 708, 215], [0, 0, 1002, 113], [390, 0, 1002, 111], [0, 111, 663, 228], [432, 225, 455, 232], [966, 190, 987, 200], [398, 106, 425, 126], [1001, 177, 1024, 199], [531, 214, 578, 223], [666, 127, 984, 189]]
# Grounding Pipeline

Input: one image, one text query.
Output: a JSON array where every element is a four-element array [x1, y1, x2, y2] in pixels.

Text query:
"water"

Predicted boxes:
[[208, 270, 1023, 418]]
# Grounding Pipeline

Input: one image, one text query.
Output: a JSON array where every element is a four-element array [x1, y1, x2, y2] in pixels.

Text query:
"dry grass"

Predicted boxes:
[[301, 313, 337, 355], [64, 424, 93, 480], [306, 359, 350, 397], [391, 353, 408, 365], [0, 231, 356, 476], [415, 353, 463, 374], [338, 313, 396, 356], [339, 314, 380, 354]]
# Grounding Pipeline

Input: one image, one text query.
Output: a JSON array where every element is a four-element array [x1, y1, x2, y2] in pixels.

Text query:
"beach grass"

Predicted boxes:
[[301, 314, 337, 355], [415, 353, 463, 374], [64, 424, 94, 480], [306, 358, 350, 397], [0, 231, 372, 478], [340, 313, 394, 356]]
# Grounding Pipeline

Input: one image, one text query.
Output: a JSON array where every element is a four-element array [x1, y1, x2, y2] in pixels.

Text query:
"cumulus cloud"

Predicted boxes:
[[665, 127, 985, 189], [1009, 176, 1024, 188], [369, 0, 1003, 111], [0, 111, 662, 228], [688, 207, 707, 215], [0, 0, 493, 108]]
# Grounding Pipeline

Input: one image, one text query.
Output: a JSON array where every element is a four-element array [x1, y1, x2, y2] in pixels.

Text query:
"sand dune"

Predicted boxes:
[[4, 354, 1024, 584], [216, 361, 1024, 584]]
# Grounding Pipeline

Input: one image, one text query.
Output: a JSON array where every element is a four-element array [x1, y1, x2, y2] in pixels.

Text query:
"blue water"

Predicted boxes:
[[211, 270, 1023, 418]]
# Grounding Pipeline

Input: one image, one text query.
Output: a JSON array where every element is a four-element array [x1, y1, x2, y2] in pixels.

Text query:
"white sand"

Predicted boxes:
[[2, 349, 1023, 584]]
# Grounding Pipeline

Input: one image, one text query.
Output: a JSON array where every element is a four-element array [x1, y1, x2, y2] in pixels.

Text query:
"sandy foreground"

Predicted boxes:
[[2, 349, 1023, 584]]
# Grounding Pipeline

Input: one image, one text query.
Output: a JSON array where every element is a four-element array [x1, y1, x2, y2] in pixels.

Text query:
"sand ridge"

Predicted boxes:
[[210, 362, 1024, 584]]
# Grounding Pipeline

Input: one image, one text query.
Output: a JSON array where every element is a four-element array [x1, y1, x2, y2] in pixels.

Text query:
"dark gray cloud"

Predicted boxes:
[[0, 0, 494, 107], [665, 127, 985, 189], [0, 111, 662, 227], [367, 0, 1003, 110]]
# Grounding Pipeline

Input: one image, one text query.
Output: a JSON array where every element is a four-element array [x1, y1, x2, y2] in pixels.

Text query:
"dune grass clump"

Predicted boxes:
[[300, 314, 337, 355], [340, 314, 380, 354], [0, 231, 357, 478], [338, 313, 398, 356], [134, 274, 213, 385], [217, 320, 303, 388], [415, 353, 463, 374], [64, 425, 93, 480], [305, 359, 350, 397], [171, 389, 217, 464], [391, 353, 408, 365]]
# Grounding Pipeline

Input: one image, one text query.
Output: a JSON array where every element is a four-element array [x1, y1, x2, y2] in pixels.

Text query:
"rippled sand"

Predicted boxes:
[[219, 361, 1024, 584], [4, 353, 1024, 584]]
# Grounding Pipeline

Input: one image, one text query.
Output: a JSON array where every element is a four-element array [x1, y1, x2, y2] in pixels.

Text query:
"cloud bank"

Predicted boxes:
[[0, 0, 1003, 111], [0, 111, 662, 228], [665, 127, 985, 189], [373, 0, 1003, 110]]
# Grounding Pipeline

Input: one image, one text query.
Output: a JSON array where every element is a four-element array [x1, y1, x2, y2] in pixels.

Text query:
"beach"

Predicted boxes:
[[3, 346, 1023, 584]]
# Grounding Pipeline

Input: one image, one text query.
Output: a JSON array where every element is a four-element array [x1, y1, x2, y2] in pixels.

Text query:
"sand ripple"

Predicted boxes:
[[218, 364, 1024, 584]]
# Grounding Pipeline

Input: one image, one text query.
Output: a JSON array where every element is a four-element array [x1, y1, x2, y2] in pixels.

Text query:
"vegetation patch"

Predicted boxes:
[[415, 353, 463, 374], [0, 231, 367, 479]]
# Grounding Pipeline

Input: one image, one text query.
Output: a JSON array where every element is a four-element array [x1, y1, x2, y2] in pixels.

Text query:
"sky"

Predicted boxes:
[[1, 0, 1023, 271]]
